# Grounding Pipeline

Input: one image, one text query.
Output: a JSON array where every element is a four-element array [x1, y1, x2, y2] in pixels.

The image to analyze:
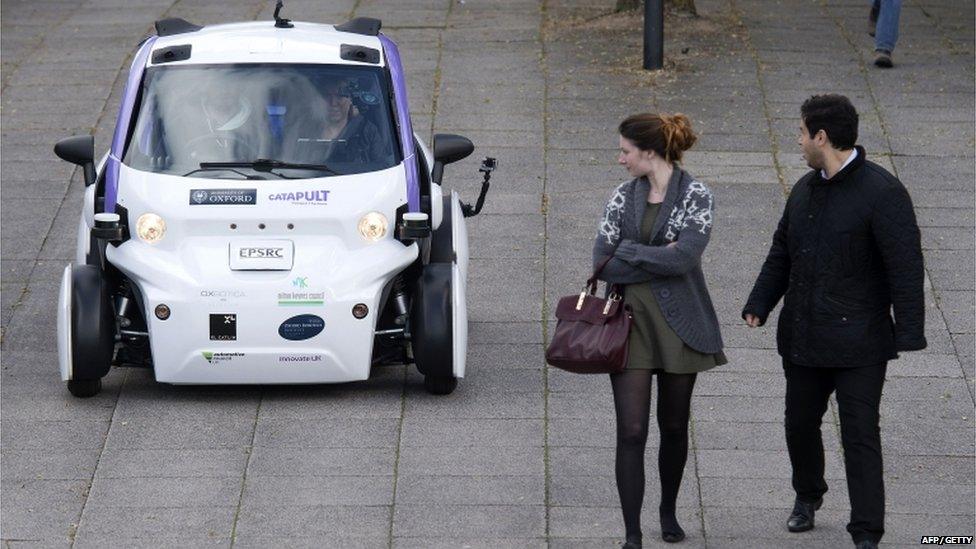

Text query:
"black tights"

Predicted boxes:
[[611, 369, 697, 541]]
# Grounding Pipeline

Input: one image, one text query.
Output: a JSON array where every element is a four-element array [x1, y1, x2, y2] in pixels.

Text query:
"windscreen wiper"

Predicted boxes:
[[200, 158, 339, 177], [181, 166, 264, 179]]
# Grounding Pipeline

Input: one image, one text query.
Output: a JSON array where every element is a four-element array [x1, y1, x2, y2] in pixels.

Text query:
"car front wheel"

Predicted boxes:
[[423, 375, 457, 395], [67, 378, 102, 398]]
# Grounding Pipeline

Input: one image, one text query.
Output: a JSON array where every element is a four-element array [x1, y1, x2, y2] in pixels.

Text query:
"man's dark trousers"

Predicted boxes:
[[783, 360, 887, 544]]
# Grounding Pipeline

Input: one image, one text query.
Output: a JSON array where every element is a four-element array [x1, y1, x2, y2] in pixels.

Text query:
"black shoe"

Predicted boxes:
[[874, 49, 893, 68], [868, 3, 879, 36], [660, 509, 686, 543], [622, 534, 642, 548], [787, 497, 823, 532], [855, 540, 878, 549]]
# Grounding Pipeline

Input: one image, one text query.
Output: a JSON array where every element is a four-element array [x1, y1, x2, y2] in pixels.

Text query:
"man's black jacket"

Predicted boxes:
[[743, 146, 927, 367]]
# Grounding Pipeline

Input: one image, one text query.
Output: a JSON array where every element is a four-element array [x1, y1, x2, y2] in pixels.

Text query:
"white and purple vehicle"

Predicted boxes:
[[53, 10, 494, 397]]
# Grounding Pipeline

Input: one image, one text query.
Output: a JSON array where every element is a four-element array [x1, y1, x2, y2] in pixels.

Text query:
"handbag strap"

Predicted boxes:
[[586, 238, 622, 295]]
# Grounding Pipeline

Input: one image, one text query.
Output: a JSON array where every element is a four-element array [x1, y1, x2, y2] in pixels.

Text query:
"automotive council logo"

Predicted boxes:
[[190, 189, 257, 205], [268, 190, 329, 206]]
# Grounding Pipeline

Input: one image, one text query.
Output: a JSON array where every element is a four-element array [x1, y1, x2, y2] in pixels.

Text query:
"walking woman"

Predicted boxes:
[[593, 113, 726, 547]]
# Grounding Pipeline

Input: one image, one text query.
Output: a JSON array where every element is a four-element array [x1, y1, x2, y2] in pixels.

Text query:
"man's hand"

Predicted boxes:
[[744, 314, 761, 328]]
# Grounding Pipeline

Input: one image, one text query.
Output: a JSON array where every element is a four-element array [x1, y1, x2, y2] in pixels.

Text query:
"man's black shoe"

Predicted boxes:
[[855, 540, 878, 549], [786, 498, 823, 532], [868, 3, 879, 36], [874, 50, 893, 68]]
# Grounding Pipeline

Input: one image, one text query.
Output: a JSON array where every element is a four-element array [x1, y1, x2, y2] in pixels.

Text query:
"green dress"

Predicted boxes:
[[623, 202, 728, 373]]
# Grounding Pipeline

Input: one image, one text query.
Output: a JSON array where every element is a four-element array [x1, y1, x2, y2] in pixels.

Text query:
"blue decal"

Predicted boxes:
[[278, 314, 325, 341]]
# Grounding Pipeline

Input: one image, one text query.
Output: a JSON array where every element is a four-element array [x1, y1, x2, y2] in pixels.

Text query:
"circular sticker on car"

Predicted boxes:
[[278, 314, 325, 341]]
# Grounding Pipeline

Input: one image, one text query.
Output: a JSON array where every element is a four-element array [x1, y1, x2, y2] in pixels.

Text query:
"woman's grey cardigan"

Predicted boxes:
[[592, 168, 724, 354]]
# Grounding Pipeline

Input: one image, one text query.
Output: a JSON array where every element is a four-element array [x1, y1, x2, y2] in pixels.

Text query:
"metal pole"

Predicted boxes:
[[643, 0, 663, 70]]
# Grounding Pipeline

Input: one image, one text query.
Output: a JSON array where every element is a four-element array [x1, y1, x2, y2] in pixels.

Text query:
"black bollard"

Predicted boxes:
[[643, 0, 664, 70]]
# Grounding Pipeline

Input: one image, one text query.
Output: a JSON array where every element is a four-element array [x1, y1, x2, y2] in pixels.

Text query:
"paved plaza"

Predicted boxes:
[[1, 0, 973, 547]]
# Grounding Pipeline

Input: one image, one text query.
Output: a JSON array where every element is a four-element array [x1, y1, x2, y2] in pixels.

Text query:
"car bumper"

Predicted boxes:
[[107, 236, 416, 384]]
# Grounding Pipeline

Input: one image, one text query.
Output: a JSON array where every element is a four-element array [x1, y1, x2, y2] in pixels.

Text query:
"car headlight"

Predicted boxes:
[[358, 212, 388, 242], [136, 213, 166, 243]]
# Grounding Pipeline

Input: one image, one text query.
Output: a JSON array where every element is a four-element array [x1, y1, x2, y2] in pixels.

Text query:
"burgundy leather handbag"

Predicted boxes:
[[545, 255, 632, 374]]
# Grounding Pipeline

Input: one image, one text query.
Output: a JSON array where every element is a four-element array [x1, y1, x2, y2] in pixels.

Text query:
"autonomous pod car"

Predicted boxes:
[[54, 10, 494, 397]]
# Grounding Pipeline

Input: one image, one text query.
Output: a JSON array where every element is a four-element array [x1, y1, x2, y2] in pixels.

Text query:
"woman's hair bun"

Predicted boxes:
[[662, 113, 697, 160]]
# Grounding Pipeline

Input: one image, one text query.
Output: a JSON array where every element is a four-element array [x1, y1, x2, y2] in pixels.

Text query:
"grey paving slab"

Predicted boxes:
[[0, 448, 101, 483], [234, 504, 389, 538], [457, 366, 543, 393], [468, 321, 543, 344], [73, 537, 230, 549], [103, 417, 255, 450], [257, 386, 403, 419], [396, 474, 545, 505], [74, 504, 237, 541], [0, 479, 88, 541], [243, 475, 394, 506], [247, 446, 395, 477], [1, 420, 110, 451], [398, 445, 543, 477], [94, 448, 248, 479], [400, 418, 543, 447], [234, 539, 381, 549], [404, 389, 543, 418], [253, 418, 399, 449], [86, 476, 241, 509], [394, 539, 547, 549], [393, 504, 546, 538]]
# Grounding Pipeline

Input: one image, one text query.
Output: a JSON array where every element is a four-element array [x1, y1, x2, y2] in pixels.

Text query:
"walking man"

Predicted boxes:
[[742, 94, 926, 548]]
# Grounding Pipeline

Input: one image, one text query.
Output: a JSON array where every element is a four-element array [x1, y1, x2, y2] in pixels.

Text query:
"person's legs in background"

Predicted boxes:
[[873, 0, 903, 67], [869, 0, 880, 36]]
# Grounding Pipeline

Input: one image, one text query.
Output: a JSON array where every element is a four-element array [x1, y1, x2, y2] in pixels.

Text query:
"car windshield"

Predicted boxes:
[[123, 63, 399, 179]]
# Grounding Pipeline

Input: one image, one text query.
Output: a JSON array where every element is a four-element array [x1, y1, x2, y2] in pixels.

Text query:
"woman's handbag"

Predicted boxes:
[[545, 255, 632, 374]]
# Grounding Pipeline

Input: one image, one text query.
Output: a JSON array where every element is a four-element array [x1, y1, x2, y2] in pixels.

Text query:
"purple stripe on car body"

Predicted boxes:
[[105, 36, 157, 213], [378, 34, 420, 212]]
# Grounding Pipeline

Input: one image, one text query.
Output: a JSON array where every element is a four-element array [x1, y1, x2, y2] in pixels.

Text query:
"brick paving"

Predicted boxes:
[[1, 0, 973, 547]]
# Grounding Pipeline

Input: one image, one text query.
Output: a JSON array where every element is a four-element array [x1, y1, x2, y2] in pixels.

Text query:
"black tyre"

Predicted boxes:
[[423, 374, 457, 395], [429, 196, 454, 264], [67, 265, 115, 396], [411, 263, 457, 395], [67, 378, 101, 398]]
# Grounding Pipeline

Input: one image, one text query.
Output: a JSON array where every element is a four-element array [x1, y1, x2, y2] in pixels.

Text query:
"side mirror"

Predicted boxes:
[[431, 133, 474, 184], [54, 135, 96, 186]]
